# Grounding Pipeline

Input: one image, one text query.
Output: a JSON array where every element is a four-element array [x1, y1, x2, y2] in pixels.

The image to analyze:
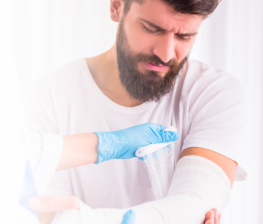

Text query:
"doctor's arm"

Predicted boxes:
[[29, 122, 177, 207], [30, 123, 177, 173]]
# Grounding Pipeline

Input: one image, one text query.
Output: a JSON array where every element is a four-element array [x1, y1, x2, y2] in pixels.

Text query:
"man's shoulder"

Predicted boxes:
[[178, 60, 246, 113], [185, 59, 243, 91]]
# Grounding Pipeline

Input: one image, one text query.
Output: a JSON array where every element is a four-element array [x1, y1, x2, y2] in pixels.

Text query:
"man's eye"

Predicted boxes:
[[177, 35, 191, 42], [142, 25, 158, 34]]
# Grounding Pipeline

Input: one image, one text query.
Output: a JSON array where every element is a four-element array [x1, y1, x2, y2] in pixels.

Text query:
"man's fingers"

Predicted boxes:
[[205, 209, 214, 220], [29, 195, 80, 213], [211, 208, 218, 224]]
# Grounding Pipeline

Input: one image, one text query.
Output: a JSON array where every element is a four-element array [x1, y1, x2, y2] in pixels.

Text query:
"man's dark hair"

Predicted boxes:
[[123, 0, 220, 18]]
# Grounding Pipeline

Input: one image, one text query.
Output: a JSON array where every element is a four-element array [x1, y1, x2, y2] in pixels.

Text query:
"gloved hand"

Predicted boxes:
[[94, 122, 179, 163], [121, 210, 136, 224]]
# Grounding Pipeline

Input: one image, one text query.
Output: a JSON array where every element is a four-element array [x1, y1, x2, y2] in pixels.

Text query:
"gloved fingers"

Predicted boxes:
[[161, 130, 179, 143], [138, 156, 144, 161], [152, 147, 165, 158], [167, 142, 174, 150], [138, 154, 151, 161], [146, 122, 167, 132], [121, 210, 136, 224]]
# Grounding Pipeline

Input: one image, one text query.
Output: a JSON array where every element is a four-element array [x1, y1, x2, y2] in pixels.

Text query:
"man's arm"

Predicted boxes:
[[33, 153, 230, 224], [30, 197, 221, 224], [179, 147, 237, 186]]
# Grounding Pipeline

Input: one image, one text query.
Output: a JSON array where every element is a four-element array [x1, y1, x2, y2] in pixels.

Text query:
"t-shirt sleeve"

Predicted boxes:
[[182, 75, 248, 181]]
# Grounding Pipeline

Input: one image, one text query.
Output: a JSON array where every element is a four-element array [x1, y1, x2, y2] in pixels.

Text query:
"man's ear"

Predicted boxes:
[[110, 0, 124, 22]]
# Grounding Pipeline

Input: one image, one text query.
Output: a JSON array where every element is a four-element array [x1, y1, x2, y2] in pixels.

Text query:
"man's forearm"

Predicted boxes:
[[47, 155, 229, 224], [57, 133, 99, 171]]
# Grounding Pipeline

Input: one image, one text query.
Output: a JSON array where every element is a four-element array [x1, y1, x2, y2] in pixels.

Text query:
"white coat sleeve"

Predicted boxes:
[[26, 130, 63, 194], [0, 60, 38, 224], [24, 80, 72, 196]]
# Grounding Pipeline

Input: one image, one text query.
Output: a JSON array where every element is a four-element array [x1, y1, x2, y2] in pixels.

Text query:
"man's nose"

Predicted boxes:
[[153, 33, 175, 64]]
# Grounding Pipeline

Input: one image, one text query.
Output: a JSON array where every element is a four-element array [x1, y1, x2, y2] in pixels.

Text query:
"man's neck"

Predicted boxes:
[[85, 44, 144, 107]]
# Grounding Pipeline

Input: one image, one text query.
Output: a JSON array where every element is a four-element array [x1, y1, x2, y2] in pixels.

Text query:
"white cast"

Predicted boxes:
[[53, 155, 231, 224]]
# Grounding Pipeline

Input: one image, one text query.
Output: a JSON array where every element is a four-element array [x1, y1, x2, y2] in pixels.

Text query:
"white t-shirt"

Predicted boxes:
[[24, 58, 247, 209]]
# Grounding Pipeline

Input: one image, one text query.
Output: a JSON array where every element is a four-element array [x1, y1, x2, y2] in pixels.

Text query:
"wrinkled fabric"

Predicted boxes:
[[94, 123, 179, 163]]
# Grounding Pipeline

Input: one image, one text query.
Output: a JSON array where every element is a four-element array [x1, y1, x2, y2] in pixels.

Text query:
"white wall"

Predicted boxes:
[[11, 0, 117, 93], [190, 1, 263, 223]]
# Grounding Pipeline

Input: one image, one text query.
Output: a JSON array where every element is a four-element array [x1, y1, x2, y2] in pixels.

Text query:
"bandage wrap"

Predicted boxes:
[[53, 155, 231, 224]]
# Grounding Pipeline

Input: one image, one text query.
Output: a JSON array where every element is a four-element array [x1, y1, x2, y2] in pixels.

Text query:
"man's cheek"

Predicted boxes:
[[175, 44, 191, 63], [126, 25, 155, 54]]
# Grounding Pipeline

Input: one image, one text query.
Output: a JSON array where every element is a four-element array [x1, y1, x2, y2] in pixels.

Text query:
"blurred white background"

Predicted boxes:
[[2, 0, 263, 223]]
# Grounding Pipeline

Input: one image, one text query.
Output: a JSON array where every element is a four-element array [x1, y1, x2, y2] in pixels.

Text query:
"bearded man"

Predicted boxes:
[[25, 0, 247, 223]]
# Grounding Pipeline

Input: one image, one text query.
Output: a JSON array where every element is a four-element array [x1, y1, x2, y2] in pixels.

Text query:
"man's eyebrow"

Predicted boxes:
[[177, 32, 198, 37], [139, 18, 166, 32], [139, 18, 198, 36]]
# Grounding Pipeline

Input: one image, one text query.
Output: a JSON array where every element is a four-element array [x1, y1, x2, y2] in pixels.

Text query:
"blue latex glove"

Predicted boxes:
[[94, 122, 179, 163], [121, 210, 136, 224]]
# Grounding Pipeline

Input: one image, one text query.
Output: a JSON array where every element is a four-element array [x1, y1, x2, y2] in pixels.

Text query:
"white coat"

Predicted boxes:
[[0, 41, 63, 224]]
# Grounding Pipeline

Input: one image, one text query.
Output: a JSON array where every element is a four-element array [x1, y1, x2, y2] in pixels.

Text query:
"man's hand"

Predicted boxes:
[[204, 208, 221, 224]]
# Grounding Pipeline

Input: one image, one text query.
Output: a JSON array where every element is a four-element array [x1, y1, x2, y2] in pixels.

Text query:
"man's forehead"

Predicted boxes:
[[128, 0, 203, 33]]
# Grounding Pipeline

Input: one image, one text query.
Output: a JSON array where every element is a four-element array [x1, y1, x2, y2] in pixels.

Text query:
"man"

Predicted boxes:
[[0, 32, 216, 224], [0, 41, 184, 224], [25, 0, 247, 223]]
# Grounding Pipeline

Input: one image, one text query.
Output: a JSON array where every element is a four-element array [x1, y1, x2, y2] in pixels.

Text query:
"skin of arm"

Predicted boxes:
[[57, 133, 99, 171], [179, 147, 237, 187]]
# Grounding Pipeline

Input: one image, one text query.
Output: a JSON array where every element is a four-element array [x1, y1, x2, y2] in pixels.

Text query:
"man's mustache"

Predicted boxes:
[[134, 54, 176, 67]]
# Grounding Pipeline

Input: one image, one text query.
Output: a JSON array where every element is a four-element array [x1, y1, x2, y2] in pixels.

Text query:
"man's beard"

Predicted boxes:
[[116, 18, 188, 103]]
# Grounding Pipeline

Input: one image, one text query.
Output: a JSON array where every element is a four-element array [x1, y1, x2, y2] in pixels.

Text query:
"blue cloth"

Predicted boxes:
[[0, 65, 37, 216], [19, 161, 37, 216]]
